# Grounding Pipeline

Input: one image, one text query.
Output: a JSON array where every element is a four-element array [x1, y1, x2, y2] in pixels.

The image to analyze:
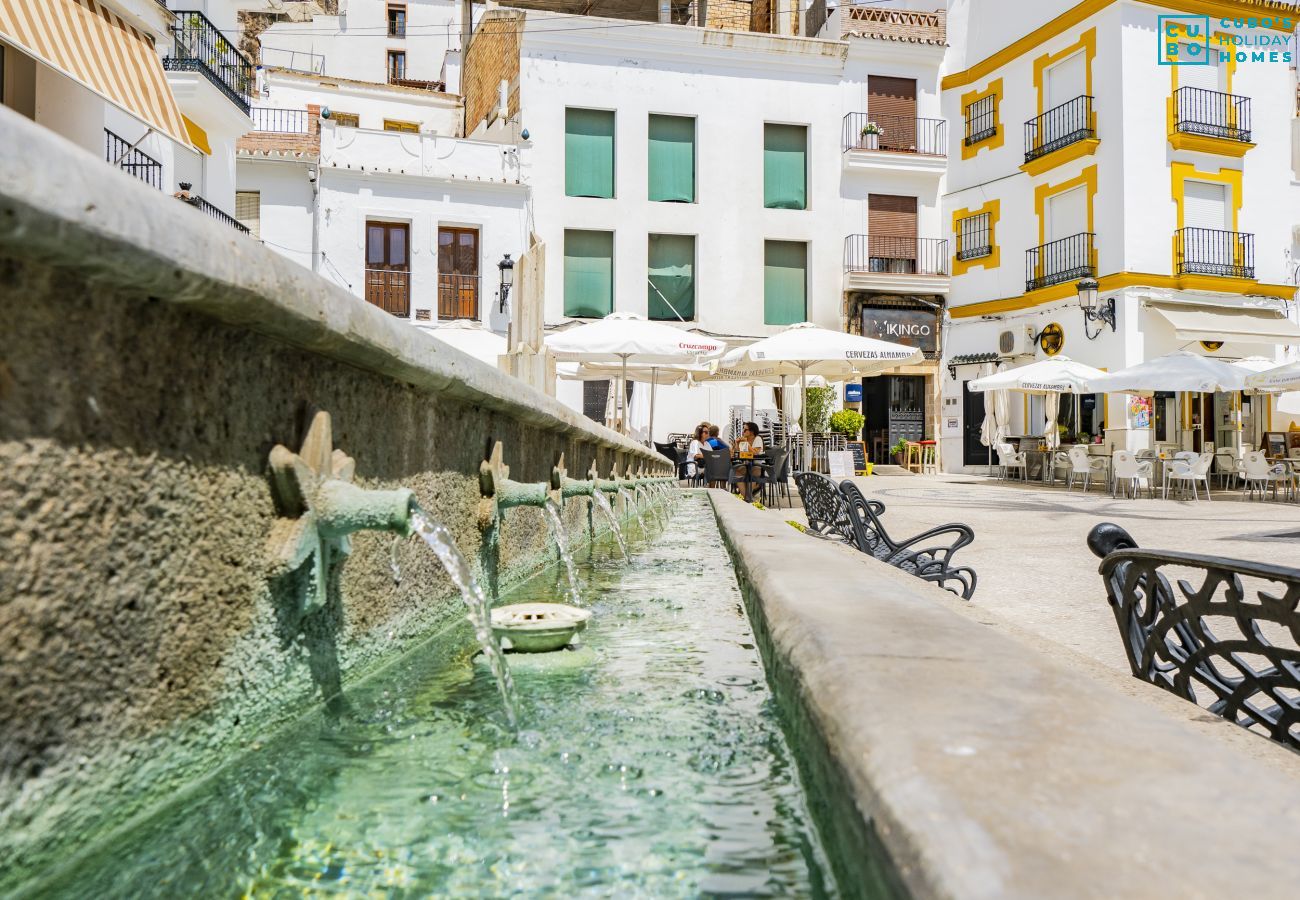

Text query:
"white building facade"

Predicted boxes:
[[939, 0, 1300, 471]]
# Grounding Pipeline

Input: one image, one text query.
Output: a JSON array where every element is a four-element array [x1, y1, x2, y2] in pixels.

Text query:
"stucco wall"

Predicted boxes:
[[0, 105, 668, 893]]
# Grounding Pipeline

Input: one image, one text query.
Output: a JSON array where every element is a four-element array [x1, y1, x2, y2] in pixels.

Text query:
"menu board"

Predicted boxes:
[[827, 451, 856, 479], [846, 441, 868, 474]]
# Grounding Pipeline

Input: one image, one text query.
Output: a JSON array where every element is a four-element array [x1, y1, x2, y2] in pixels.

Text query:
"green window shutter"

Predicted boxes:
[[564, 230, 614, 317], [763, 124, 807, 210], [565, 108, 615, 198], [764, 241, 806, 325], [647, 234, 695, 321], [647, 115, 695, 203]]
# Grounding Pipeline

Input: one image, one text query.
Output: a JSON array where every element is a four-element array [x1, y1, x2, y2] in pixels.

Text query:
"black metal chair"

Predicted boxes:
[[701, 449, 740, 492], [1088, 522, 1300, 751], [655, 441, 689, 481], [794, 471, 883, 542], [754, 447, 793, 509], [837, 480, 977, 600]]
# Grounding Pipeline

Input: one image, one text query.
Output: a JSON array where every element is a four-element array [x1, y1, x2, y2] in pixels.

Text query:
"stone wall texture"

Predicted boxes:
[[463, 9, 524, 136], [0, 106, 668, 893]]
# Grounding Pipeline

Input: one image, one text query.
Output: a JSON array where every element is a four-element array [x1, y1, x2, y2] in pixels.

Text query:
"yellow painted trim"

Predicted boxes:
[[959, 79, 1005, 160], [182, 115, 211, 156], [951, 199, 1001, 276], [941, 0, 1291, 91], [1033, 28, 1097, 118], [949, 271, 1295, 319], [1019, 137, 1100, 177], [1170, 161, 1244, 275], [1032, 165, 1099, 285], [1167, 132, 1255, 156], [1163, 25, 1253, 158]]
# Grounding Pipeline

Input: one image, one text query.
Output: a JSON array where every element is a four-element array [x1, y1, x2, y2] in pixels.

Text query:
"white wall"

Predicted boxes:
[[259, 70, 460, 134], [236, 156, 317, 270]]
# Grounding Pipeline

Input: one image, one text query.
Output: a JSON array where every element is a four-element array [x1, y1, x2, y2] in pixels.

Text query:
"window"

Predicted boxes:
[[647, 114, 694, 203], [764, 241, 807, 325], [365, 221, 410, 317], [387, 4, 406, 37], [564, 230, 614, 318], [234, 191, 260, 239], [868, 194, 918, 273], [387, 50, 406, 82], [964, 94, 997, 146], [956, 212, 991, 261], [647, 234, 695, 321], [763, 124, 807, 210], [438, 227, 479, 320], [867, 75, 917, 153], [565, 108, 615, 198], [331, 111, 360, 128], [384, 119, 419, 133]]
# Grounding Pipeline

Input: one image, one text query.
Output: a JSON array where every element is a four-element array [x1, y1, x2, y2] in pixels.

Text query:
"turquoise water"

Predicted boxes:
[[39, 494, 834, 897]]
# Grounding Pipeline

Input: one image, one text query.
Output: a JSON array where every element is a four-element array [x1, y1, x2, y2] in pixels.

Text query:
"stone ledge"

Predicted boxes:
[[709, 492, 1300, 899], [0, 106, 665, 475]]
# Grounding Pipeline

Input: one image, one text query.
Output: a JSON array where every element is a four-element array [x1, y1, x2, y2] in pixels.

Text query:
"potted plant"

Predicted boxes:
[[829, 409, 865, 440], [890, 438, 909, 465], [860, 121, 882, 149]]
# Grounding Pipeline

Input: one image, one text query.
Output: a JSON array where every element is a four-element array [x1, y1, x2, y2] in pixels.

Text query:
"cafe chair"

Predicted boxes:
[[994, 443, 1027, 481], [1066, 446, 1108, 493], [1111, 450, 1154, 499], [1241, 450, 1291, 501], [1163, 450, 1213, 501]]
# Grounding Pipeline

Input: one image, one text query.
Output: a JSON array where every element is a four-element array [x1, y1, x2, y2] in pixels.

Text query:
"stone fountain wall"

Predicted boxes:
[[0, 108, 670, 892]]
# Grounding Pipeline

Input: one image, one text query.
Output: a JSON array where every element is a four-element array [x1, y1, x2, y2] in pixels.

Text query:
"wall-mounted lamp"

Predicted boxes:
[[498, 253, 515, 313], [1077, 278, 1115, 340]]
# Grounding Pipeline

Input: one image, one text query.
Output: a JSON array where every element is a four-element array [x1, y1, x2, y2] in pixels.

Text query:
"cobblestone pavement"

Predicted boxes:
[[832, 473, 1300, 775]]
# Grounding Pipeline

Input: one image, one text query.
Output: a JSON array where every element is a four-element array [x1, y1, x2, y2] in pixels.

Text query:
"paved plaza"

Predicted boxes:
[[815, 473, 1300, 776]]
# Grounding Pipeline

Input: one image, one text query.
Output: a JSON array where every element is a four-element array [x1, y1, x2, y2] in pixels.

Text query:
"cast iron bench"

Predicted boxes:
[[795, 472, 977, 600], [1088, 522, 1300, 751]]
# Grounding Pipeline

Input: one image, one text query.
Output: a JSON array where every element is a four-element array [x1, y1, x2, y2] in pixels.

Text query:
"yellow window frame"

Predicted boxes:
[[1031, 164, 1099, 283], [952, 199, 1001, 276], [384, 119, 420, 133], [959, 78, 1004, 160]]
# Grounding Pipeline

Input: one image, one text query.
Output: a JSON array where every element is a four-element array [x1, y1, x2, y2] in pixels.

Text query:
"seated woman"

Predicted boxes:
[[732, 421, 765, 502], [685, 424, 709, 479]]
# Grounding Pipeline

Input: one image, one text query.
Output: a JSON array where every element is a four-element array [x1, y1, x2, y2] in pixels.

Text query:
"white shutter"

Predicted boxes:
[[1047, 187, 1088, 242], [1179, 44, 1220, 91], [1184, 181, 1228, 231], [235, 191, 261, 239], [1046, 51, 1087, 111]]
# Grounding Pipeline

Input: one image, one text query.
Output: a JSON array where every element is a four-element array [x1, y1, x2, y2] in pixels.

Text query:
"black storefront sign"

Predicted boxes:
[[862, 307, 938, 354]]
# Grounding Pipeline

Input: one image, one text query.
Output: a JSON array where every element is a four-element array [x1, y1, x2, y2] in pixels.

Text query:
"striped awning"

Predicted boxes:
[[0, 0, 191, 148]]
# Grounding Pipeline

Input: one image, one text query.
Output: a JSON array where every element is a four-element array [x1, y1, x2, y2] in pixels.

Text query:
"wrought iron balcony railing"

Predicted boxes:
[[1172, 86, 1252, 143], [845, 236, 949, 276], [178, 189, 250, 234], [251, 108, 310, 134], [1175, 227, 1254, 279], [1024, 95, 1094, 163], [842, 113, 947, 156], [1025, 232, 1094, 292], [104, 129, 162, 190], [365, 269, 411, 317], [438, 273, 481, 320], [963, 94, 997, 146], [164, 10, 254, 115]]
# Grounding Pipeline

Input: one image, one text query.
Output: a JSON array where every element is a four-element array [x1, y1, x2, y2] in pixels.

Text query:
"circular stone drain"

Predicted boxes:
[[491, 602, 591, 653]]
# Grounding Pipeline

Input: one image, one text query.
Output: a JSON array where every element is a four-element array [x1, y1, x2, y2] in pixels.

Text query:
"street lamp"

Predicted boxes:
[[1076, 277, 1115, 340], [498, 253, 515, 313]]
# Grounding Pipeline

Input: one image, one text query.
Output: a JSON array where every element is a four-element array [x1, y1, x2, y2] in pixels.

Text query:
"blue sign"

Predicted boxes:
[[845, 383, 863, 403]]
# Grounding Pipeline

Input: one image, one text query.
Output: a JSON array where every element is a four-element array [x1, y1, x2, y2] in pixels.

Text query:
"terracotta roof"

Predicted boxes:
[[841, 7, 946, 47]]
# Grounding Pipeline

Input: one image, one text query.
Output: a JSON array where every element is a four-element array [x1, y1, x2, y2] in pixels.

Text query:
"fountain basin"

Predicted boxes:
[[490, 602, 591, 652]]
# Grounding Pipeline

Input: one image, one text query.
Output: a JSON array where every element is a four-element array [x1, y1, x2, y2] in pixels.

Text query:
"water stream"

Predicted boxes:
[[589, 490, 630, 561], [542, 498, 582, 606], [618, 488, 647, 537], [410, 507, 519, 729]]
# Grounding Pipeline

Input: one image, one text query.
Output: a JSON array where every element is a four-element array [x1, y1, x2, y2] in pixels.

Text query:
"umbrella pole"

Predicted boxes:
[[750, 384, 756, 421], [801, 365, 809, 474], [649, 367, 658, 447], [780, 375, 788, 448], [620, 355, 628, 436]]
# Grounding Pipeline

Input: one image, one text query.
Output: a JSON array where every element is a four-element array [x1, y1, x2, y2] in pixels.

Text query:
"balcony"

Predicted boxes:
[[1025, 233, 1094, 292], [177, 188, 250, 234], [1023, 96, 1096, 173], [842, 113, 946, 174], [104, 130, 161, 190], [1170, 87, 1254, 155], [1175, 227, 1254, 280], [365, 270, 411, 317], [164, 11, 254, 115], [438, 274, 481, 320], [844, 235, 950, 293], [250, 108, 310, 134]]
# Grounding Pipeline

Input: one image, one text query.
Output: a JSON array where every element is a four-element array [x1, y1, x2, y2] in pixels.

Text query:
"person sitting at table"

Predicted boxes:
[[707, 424, 729, 452], [732, 421, 765, 502], [685, 424, 709, 479]]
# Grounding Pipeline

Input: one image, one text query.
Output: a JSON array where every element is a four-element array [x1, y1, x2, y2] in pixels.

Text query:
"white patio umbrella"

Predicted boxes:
[[418, 320, 507, 368], [694, 366, 828, 446], [546, 312, 726, 434], [1246, 360, 1300, 392], [969, 356, 1108, 451], [559, 360, 700, 444], [1087, 351, 1250, 394], [717, 322, 921, 469], [975, 363, 1008, 475]]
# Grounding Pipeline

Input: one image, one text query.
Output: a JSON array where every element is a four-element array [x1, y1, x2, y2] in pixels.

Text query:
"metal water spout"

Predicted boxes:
[[593, 464, 622, 496], [478, 441, 562, 529], [266, 410, 416, 612], [553, 454, 596, 500]]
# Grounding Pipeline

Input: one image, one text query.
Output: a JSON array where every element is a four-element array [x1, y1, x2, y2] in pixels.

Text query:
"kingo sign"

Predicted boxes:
[[862, 308, 937, 354]]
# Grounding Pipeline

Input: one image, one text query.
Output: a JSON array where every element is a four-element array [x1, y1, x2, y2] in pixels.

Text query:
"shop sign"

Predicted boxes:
[[845, 383, 863, 403], [862, 308, 937, 353]]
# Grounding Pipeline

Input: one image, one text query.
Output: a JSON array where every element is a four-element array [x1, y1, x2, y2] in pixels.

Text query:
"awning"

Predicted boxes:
[[0, 0, 192, 149], [1149, 303, 1300, 345]]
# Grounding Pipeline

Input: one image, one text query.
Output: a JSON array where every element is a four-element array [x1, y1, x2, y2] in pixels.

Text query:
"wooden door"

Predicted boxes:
[[437, 227, 479, 319], [868, 194, 918, 272], [867, 75, 917, 152], [365, 221, 410, 316]]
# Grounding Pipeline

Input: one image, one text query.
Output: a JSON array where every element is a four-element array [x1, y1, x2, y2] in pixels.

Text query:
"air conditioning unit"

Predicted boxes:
[[998, 326, 1036, 357]]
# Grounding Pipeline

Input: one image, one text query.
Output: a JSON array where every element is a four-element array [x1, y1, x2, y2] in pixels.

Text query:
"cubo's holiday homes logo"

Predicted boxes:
[[1159, 13, 1295, 66]]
